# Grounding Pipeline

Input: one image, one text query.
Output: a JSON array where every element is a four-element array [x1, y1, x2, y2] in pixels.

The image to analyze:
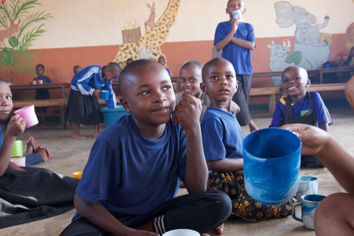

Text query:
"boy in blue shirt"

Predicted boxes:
[[65, 62, 121, 139], [201, 58, 292, 230], [32, 64, 52, 124], [214, 0, 258, 132], [270, 66, 333, 168], [60, 60, 231, 236]]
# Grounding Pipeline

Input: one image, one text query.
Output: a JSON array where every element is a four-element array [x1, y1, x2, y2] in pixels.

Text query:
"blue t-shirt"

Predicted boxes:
[[71, 65, 117, 108], [201, 107, 243, 163], [0, 129, 3, 148], [73, 115, 187, 220], [270, 91, 333, 127], [35, 75, 52, 99], [214, 21, 255, 75]]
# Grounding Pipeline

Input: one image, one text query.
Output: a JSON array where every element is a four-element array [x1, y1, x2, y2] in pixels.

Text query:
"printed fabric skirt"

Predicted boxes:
[[207, 170, 294, 222], [65, 89, 103, 125]]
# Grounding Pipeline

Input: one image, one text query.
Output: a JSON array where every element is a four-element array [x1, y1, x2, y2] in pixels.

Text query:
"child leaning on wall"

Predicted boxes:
[[65, 62, 121, 140], [270, 66, 333, 168], [201, 58, 292, 232], [60, 59, 231, 236]]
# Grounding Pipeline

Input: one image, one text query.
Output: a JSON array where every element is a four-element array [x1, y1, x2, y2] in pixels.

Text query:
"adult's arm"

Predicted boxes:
[[281, 124, 354, 195]]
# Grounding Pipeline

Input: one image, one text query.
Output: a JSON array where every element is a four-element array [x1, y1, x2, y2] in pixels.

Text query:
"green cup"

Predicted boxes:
[[11, 140, 23, 157]]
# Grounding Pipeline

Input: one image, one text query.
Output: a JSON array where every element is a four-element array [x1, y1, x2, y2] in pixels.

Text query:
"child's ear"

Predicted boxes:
[[305, 79, 311, 88], [119, 97, 131, 113], [200, 82, 207, 93]]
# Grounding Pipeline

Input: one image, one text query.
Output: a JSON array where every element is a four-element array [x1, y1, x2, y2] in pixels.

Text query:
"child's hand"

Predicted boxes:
[[6, 115, 26, 138], [93, 89, 101, 98], [230, 18, 239, 34], [281, 124, 329, 156], [173, 95, 201, 132]]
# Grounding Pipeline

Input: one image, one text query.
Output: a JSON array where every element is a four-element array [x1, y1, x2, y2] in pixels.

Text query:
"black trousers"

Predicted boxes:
[[60, 190, 231, 236], [233, 74, 252, 126]]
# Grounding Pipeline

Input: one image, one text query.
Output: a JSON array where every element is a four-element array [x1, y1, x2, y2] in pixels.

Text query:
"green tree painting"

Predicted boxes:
[[0, 0, 52, 77]]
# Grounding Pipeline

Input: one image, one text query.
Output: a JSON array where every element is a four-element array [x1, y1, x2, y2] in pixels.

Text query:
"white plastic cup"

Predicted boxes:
[[163, 229, 200, 236], [232, 10, 244, 21], [10, 156, 26, 167], [14, 104, 39, 128]]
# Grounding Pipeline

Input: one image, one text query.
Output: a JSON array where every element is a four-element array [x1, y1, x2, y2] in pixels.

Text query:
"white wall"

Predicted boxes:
[[30, 0, 354, 48]]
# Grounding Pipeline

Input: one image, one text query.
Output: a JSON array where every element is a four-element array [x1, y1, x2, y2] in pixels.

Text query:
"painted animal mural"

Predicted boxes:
[[113, 0, 180, 68], [271, 1, 332, 70]]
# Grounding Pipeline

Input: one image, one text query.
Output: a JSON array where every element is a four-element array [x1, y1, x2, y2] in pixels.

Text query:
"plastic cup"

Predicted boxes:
[[14, 104, 39, 128], [32, 80, 37, 85], [163, 229, 200, 236], [101, 90, 109, 100], [73, 171, 83, 179], [11, 140, 23, 157], [232, 10, 244, 21], [38, 79, 43, 85], [243, 128, 301, 205], [10, 156, 26, 167]]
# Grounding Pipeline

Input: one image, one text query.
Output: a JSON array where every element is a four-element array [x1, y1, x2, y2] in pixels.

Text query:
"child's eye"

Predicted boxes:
[[189, 78, 196, 83], [162, 85, 172, 91], [226, 75, 234, 79], [180, 78, 186, 83], [139, 90, 150, 95], [211, 76, 218, 80], [293, 76, 301, 80], [6, 95, 12, 100]]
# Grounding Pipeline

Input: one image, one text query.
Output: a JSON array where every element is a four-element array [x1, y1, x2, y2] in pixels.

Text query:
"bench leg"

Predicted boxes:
[[269, 94, 276, 116]]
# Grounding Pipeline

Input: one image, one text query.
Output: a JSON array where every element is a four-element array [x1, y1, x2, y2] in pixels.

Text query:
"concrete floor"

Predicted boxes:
[[1, 101, 353, 236]]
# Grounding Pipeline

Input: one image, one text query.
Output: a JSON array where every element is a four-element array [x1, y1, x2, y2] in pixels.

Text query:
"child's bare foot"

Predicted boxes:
[[249, 120, 259, 132], [36, 145, 51, 162], [215, 224, 224, 235], [72, 135, 87, 140]]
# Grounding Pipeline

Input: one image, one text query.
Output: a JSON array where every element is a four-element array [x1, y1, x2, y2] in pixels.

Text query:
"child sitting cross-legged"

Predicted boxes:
[[200, 58, 292, 233], [270, 66, 333, 168], [60, 59, 232, 236]]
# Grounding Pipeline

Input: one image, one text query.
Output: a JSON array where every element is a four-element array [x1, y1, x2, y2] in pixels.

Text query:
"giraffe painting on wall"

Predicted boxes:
[[113, 0, 180, 69]]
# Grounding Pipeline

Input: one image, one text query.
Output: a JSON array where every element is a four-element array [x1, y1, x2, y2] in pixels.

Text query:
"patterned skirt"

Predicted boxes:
[[207, 170, 294, 222]]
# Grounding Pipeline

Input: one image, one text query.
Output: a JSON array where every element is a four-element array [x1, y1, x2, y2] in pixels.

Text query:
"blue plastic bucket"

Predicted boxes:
[[100, 105, 129, 127], [243, 128, 301, 205]]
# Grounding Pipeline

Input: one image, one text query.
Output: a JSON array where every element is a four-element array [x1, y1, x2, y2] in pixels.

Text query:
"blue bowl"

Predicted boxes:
[[243, 128, 301, 205], [100, 105, 129, 127]]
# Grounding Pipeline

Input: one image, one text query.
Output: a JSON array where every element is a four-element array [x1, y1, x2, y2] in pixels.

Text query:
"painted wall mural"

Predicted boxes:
[[0, 0, 51, 83], [267, 1, 334, 84], [113, 0, 180, 68]]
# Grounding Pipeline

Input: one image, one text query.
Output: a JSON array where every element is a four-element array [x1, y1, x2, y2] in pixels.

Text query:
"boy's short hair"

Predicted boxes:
[[180, 60, 203, 72], [119, 59, 164, 96], [107, 62, 122, 75], [282, 66, 309, 81], [36, 64, 44, 70], [202, 58, 234, 83], [73, 65, 81, 73]]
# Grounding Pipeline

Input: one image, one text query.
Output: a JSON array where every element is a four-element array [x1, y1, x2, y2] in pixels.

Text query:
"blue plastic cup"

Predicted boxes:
[[243, 128, 301, 205], [101, 90, 109, 100]]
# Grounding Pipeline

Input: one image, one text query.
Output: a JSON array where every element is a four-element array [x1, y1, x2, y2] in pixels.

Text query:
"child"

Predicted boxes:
[[158, 55, 171, 76], [281, 124, 354, 236], [0, 79, 77, 228], [32, 64, 52, 124], [65, 62, 121, 139], [214, 0, 258, 132], [60, 59, 231, 236], [270, 66, 333, 168], [0, 80, 49, 170], [73, 65, 82, 74], [176, 60, 239, 120], [201, 58, 292, 227]]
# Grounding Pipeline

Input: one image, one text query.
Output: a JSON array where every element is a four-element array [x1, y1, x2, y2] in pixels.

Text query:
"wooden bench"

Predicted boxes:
[[13, 98, 67, 126], [250, 83, 347, 115]]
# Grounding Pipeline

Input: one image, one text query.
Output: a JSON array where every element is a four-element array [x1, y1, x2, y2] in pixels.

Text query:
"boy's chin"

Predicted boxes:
[[0, 114, 10, 121]]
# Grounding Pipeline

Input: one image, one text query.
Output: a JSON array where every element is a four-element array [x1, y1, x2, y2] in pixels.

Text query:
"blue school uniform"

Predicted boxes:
[[270, 91, 333, 128], [35, 75, 52, 99], [73, 115, 187, 220], [214, 21, 255, 75], [201, 107, 243, 162]]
